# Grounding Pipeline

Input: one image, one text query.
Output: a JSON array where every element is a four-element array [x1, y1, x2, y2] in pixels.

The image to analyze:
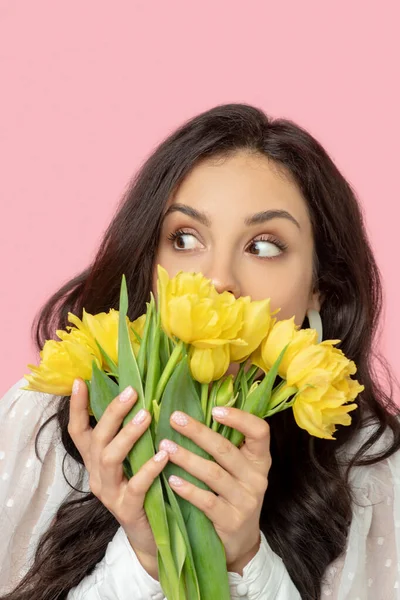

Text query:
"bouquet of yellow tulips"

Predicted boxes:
[[23, 266, 364, 599]]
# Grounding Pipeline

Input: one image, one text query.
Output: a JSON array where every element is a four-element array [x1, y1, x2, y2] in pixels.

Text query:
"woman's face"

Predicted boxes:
[[154, 150, 320, 325]]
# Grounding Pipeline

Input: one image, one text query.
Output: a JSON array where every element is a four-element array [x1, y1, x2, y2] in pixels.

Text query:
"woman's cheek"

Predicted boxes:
[[258, 274, 312, 323]]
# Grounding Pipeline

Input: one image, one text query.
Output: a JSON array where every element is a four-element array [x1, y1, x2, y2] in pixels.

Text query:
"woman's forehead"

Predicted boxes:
[[167, 152, 311, 231]]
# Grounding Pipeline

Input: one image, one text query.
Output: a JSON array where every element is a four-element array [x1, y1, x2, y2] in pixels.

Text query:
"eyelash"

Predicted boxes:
[[167, 228, 288, 258]]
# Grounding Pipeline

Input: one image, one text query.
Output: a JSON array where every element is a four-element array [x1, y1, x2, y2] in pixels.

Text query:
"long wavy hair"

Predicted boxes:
[[3, 103, 400, 600]]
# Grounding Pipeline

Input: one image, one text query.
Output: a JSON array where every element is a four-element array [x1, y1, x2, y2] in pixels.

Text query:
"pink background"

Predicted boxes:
[[1, 1, 399, 397]]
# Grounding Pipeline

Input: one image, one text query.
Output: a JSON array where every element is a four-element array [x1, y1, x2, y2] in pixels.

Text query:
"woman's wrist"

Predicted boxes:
[[127, 540, 159, 580], [227, 535, 261, 576]]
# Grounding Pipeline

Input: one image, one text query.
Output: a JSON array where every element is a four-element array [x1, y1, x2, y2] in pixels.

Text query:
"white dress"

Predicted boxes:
[[0, 378, 399, 600]]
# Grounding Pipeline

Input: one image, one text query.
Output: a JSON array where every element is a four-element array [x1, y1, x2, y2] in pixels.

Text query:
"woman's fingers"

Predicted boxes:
[[167, 474, 241, 532], [212, 407, 271, 471], [121, 449, 169, 514], [168, 409, 270, 480], [91, 386, 138, 456], [100, 408, 152, 491], [68, 378, 93, 468], [159, 438, 246, 506]]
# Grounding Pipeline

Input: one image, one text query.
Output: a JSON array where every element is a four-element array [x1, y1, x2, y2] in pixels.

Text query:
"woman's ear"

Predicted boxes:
[[308, 290, 323, 313]]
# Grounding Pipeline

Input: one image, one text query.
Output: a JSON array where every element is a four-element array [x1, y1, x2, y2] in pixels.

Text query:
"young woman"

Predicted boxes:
[[1, 103, 399, 600]]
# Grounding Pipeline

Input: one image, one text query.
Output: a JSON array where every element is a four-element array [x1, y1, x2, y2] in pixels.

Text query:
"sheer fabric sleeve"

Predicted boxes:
[[321, 425, 400, 599], [0, 379, 83, 594]]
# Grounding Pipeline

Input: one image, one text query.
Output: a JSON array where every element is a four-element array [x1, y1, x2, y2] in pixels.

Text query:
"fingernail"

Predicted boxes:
[[120, 386, 135, 402], [159, 439, 178, 454], [212, 406, 229, 419], [169, 475, 185, 487], [171, 411, 189, 426], [72, 379, 80, 395], [132, 409, 147, 425], [153, 450, 168, 463]]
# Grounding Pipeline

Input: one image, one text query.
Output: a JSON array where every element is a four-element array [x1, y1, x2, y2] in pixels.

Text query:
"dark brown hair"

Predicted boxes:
[[3, 103, 400, 599]]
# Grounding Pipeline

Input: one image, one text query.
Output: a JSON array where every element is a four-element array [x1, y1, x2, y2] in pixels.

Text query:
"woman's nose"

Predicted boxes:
[[209, 272, 241, 298]]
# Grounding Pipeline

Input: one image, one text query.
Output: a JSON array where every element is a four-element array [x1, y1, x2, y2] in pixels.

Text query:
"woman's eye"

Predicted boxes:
[[247, 239, 283, 258], [169, 231, 202, 251]]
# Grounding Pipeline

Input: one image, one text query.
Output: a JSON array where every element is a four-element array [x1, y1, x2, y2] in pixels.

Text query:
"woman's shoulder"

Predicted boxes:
[[337, 410, 400, 495], [0, 377, 64, 454], [1, 377, 63, 418]]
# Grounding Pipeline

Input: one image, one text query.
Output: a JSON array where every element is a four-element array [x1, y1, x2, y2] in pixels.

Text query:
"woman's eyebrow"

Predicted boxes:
[[245, 210, 301, 229], [164, 204, 300, 230], [164, 204, 211, 226]]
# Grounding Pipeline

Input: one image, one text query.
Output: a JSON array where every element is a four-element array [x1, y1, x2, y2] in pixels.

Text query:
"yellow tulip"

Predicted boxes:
[[334, 376, 364, 400], [130, 314, 147, 357], [286, 341, 348, 389], [292, 383, 358, 439], [23, 307, 146, 396], [68, 309, 113, 369], [255, 317, 318, 378], [157, 265, 246, 350], [68, 308, 145, 368], [319, 343, 357, 382], [189, 345, 230, 384], [23, 335, 101, 396], [230, 297, 272, 363]]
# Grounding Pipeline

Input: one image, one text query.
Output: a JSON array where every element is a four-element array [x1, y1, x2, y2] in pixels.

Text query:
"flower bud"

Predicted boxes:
[[215, 375, 234, 407]]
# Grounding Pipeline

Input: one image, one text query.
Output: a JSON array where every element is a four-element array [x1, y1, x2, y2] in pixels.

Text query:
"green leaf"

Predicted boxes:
[[159, 328, 172, 371], [155, 358, 230, 600], [89, 361, 119, 422], [94, 339, 118, 376], [129, 325, 142, 344], [122, 458, 133, 480], [152, 399, 161, 423], [137, 300, 154, 380], [84, 379, 91, 396], [155, 358, 211, 470], [144, 300, 161, 413], [228, 344, 288, 447], [240, 366, 249, 401], [162, 472, 200, 600], [158, 552, 186, 600], [165, 503, 187, 576], [118, 275, 145, 413], [89, 362, 133, 488], [117, 274, 180, 597]]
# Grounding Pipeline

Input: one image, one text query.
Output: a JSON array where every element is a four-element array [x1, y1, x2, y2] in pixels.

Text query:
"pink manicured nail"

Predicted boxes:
[[171, 411, 189, 426], [132, 409, 147, 425], [160, 439, 178, 454], [153, 450, 168, 463], [120, 386, 135, 402], [169, 475, 185, 487], [72, 379, 80, 395], [212, 407, 229, 419]]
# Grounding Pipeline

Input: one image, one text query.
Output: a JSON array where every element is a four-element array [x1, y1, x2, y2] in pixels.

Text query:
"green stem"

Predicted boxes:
[[269, 385, 298, 411], [154, 341, 184, 403], [205, 383, 218, 427], [233, 362, 246, 394], [264, 396, 296, 418], [211, 419, 220, 432], [245, 364, 259, 385], [201, 383, 209, 419]]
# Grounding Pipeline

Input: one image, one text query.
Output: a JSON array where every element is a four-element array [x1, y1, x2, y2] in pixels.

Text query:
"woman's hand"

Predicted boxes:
[[68, 379, 168, 580], [159, 406, 271, 575]]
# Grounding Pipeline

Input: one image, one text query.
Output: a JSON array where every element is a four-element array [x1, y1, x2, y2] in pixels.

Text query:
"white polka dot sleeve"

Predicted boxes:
[[321, 423, 400, 599], [0, 378, 83, 594]]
